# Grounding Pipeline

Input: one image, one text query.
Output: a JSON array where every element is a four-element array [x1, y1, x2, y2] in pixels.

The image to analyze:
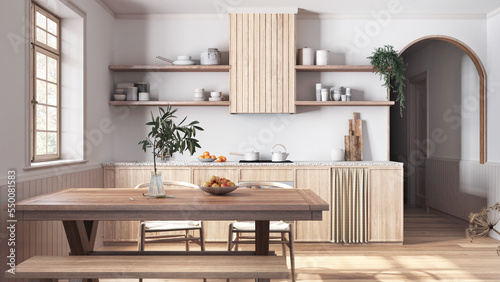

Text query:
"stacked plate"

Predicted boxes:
[[193, 88, 205, 101]]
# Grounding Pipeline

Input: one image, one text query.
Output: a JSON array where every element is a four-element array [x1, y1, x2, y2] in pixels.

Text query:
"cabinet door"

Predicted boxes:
[[368, 168, 404, 243], [192, 168, 239, 242], [229, 13, 296, 113], [295, 168, 332, 242], [239, 167, 294, 182]]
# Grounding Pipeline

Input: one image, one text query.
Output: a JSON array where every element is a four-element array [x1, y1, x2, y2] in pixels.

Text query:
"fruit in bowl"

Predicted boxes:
[[197, 151, 226, 162], [199, 175, 238, 195]]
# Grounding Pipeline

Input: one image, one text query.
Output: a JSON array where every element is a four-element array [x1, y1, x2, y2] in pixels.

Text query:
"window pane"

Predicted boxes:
[[47, 106, 57, 131], [36, 52, 46, 80], [47, 34, 57, 50], [36, 11, 46, 29], [36, 27, 46, 44], [36, 105, 47, 130], [36, 132, 47, 155], [36, 79, 47, 104], [47, 83, 57, 106], [47, 132, 57, 154], [47, 56, 57, 83], [47, 18, 57, 35]]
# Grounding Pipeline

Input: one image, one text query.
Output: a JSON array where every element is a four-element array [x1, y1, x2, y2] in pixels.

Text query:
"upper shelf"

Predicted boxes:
[[109, 101, 230, 106], [108, 65, 231, 72], [295, 65, 375, 72], [295, 101, 394, 106]]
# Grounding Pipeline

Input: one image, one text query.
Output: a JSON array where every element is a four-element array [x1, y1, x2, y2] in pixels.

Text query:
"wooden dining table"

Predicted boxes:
[[15, 187, 329, 281]]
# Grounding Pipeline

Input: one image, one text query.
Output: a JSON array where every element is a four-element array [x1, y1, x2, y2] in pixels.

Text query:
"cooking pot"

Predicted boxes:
[[271, 144, 289, 162], [230, 151, 260, 161]]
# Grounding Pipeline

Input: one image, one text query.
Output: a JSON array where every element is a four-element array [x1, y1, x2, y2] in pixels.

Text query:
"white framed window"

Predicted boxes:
[[31, 3, 61, 162]]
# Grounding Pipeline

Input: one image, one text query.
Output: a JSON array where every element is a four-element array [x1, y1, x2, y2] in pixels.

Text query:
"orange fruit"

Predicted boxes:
[[203, 151, 210, 156], [198, 155, 203, 159], [220, 156, 226, 162], [216, 157, 223, 162], [210, 155, 216, 159]]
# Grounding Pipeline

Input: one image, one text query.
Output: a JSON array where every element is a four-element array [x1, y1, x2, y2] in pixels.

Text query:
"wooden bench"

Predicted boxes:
[[5, 255, 289, 281]]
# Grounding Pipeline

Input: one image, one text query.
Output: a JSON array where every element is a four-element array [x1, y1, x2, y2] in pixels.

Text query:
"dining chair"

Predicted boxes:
[[227, 181, 296, 282], [134, 181, 206, 252]]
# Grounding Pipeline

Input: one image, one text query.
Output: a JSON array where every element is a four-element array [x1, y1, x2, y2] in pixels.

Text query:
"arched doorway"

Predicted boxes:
[[400, 35, 487, 164], [392, 35, 488, 206]]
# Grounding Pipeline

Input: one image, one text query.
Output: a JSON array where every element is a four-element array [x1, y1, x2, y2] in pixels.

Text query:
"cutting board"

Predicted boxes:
[[344, 113, 363, 161]]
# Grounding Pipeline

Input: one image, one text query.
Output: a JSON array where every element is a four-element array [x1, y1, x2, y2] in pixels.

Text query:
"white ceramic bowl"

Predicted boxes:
[[114, 94, 126, 101], [198, 157, 216, 162], [177, 55, 191, 60]]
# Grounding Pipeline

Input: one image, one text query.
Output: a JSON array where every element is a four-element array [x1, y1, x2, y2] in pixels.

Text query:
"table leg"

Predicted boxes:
[[63, 220, 99, 282], [255, 220, 270, 282]]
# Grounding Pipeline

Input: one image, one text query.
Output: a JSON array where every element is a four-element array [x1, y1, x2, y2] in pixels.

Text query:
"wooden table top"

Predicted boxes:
[[15, 188, 329, 221]]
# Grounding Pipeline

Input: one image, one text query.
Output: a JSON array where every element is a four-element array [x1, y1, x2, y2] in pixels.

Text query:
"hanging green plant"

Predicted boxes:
[[368, 45, 407, 117]]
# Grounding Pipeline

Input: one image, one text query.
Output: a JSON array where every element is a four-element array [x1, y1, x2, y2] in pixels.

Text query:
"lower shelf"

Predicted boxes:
[[295, 101, 395, 106], [109, 101, 230, 106]]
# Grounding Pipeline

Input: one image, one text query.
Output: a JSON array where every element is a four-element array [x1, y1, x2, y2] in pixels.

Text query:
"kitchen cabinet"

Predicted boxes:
[[229, 13, 296, 113], [192, 168, 239, 242], [239, 167, 293, 182], [295, 168, 332, 241], [102, 163, 403, 244], [368, 168, 404, 243]]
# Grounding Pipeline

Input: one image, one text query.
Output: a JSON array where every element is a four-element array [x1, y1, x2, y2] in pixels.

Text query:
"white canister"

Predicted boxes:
[[331, 149, 344, 161], [316, 50, 329, 65], [315, 83, 322, 101], [200, 48, 221, 65], [138, 92, 150, 101], [341, 94, 347, 101], [126, 87, 138, 101], [321, 88, 329, 101], [298, 47, 314, 65]]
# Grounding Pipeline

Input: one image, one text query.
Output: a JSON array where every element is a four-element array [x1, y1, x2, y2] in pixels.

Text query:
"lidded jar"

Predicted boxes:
[[200, 48, 221, 65]]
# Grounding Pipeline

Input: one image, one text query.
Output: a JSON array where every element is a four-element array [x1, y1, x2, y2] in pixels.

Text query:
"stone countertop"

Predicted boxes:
[[102, 161, 403, 167]]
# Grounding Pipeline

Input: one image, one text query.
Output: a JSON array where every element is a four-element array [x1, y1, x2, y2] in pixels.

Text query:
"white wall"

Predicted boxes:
[[487, 13, 500, 240], [110, 14, 487, 163], [0, 0, 114, 184]]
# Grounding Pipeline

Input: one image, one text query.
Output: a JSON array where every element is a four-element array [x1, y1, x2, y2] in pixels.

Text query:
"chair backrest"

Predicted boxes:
[[134, 180, 199, 189], [238, 181, 293, 189]]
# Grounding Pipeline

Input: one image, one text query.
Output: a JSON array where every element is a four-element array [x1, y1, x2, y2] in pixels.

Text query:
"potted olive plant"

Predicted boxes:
[[368, 45, 407, 116], [138, 105, 203, 196]]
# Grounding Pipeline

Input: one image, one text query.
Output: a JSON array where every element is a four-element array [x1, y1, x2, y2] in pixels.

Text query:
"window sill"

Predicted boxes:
[[24, 159, 88, 171]]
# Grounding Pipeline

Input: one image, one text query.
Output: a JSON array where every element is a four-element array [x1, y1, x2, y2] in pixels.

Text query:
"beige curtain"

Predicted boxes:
[[333, 167, 368, 243]]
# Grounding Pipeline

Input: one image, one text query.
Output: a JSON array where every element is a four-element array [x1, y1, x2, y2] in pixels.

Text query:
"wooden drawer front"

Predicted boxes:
[[239, 168, 293, 182], [295, 168, 331, 242], [114, 168, 191, 188], [157, 168, 191, 183], [368, 168, 404, 243]]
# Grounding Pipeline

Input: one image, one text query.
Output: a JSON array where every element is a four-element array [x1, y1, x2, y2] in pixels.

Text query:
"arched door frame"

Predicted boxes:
[[400, 35, 487, 164]]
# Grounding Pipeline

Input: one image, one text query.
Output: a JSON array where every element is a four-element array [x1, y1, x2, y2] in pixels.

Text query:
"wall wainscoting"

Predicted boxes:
[[426, 158, 500, 223], [0, 167, 103, 282]]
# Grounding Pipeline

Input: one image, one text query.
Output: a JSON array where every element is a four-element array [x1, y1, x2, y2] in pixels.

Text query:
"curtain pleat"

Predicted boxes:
[[332, 167, 368, 243]]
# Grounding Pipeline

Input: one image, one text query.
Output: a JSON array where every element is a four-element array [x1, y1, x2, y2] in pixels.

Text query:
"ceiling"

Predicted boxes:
[[99, 0, 500, 16]]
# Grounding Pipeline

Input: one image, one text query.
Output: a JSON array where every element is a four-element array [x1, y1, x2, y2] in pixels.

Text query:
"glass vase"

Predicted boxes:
[[149, 172, 165, 196]]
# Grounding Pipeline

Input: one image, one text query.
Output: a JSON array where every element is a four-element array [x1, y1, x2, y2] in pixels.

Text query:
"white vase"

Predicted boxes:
[[331, 149, 344, 161], [149, 172, 165, 196]]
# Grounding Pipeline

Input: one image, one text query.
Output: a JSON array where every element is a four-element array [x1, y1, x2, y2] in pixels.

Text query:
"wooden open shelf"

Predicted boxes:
[[295, 101, 394, 106], [109, 65, 231, 72], [109, 101, 230, 106], [295, 65, 375, 72]]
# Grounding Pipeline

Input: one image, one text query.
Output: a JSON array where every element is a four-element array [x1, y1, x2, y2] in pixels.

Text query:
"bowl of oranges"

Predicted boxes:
[[198, 151, 226, 163]]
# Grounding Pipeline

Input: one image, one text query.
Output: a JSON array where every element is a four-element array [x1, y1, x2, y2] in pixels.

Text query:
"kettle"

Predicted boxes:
[[271, 144, 290, 162]]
